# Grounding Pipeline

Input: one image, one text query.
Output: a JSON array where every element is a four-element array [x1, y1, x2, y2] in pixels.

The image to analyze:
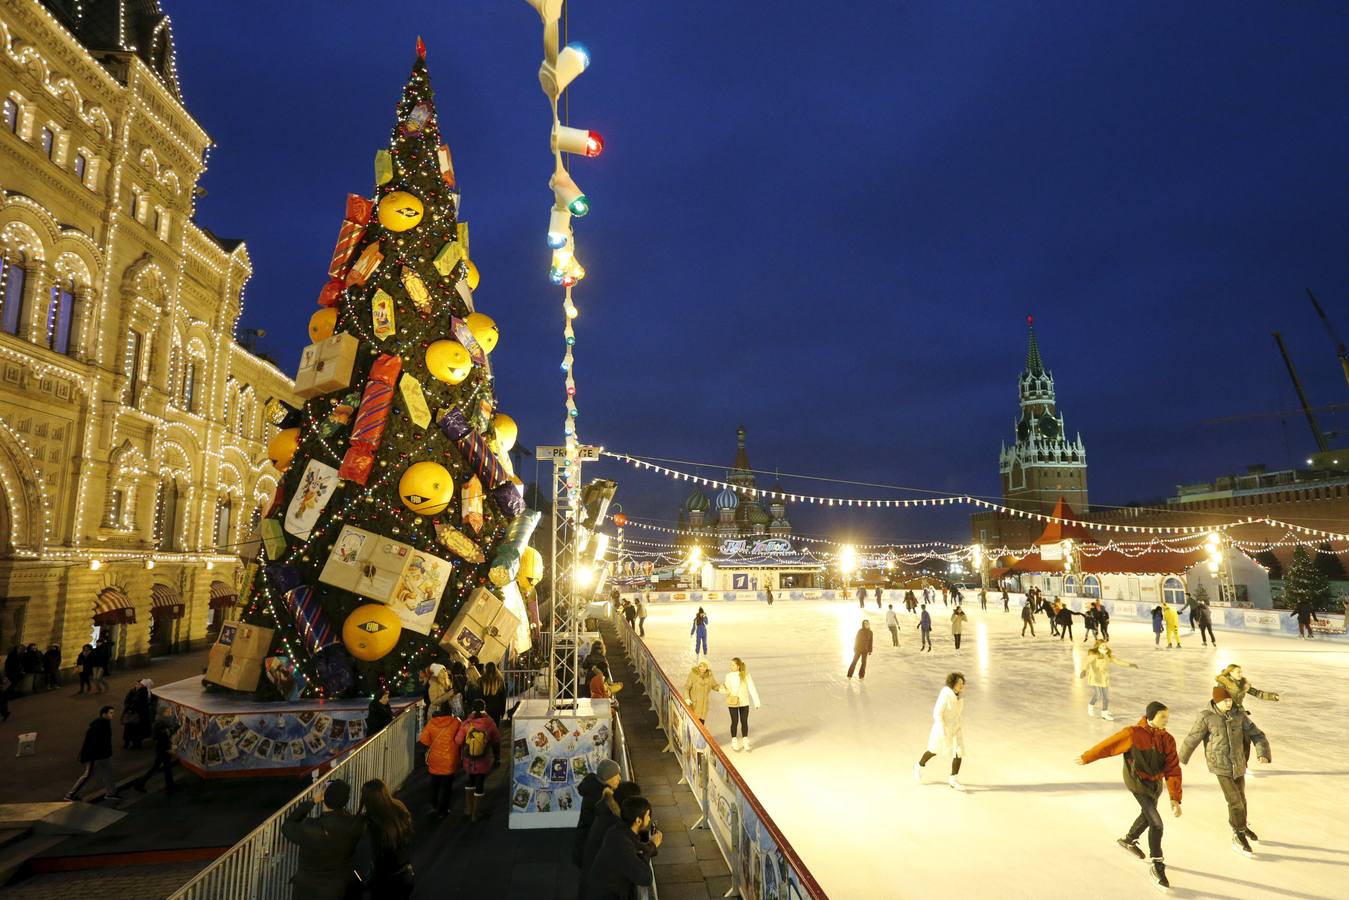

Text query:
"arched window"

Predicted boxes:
[[213, 496, 232, 552], [1, 253, 28, 336], [1162, 577, 1185, 605], [2, 99, 17, 132], [122, 329, 143, 404], [74, 152, 87, 183], [155, 480, 180, 551], [1082, 575, 1101, 599], [45, 276, 77, 353], [39, 127, 54, 159], [1064, 575, 1077, 596], [182, 360, 198, 412]]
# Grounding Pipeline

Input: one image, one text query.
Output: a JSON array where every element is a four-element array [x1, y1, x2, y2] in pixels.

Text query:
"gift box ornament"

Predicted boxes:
[[328, 194, 374, 279], [339, 354, 401, 485], [260, 518, 287, 560], [295, 333, 359, 399], [401, 266, 432, 314], [284, 460, 340, 539], [371, 289, 396, 341], [490, 509, 541, 587], [433, 241, 463, 277], [441, 586, 520, 666], [345, 241, 383, 287], [398, 373, 431, 429], [437, 407, 509, 490], [206, 623, 276, 692], [318, 525, 451, 634], [434, 522, 485, 563], [401, 100, 433, 137], [374, 149, 394, 186], [437, 144, 455, 187], [317, 277, 344, 309]]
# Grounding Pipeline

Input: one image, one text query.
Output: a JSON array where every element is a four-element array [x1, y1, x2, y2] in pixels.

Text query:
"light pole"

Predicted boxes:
[[839, 545, 857, 595]]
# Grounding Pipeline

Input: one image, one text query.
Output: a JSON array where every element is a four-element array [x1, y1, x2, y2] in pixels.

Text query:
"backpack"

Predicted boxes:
[[465, 721, 488, 758]]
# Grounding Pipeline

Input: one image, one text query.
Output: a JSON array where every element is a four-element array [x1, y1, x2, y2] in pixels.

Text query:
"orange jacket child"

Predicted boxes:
[[419, 713, 463, 776]]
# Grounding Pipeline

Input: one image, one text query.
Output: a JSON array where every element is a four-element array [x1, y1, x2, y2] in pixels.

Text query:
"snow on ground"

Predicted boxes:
[[636, 598, 1349, 900]]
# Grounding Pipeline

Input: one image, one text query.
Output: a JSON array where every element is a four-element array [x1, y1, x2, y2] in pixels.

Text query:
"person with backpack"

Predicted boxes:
[[690, 608, 709, 656], [418, 702, 463, 817], [454, 699, 501, 822], [885, 604, 901, 647], [65, 705, 119, 802], [573, 759, 621, 867], [281, 778, 364, 900], [847, 620, 874, 679], [918, 604, 933, 652], [723, 658, 761, 751]]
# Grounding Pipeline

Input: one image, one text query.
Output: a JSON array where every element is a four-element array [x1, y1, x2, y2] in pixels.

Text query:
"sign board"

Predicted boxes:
[[536, 445, 602, 461], [720, 538, 792, 557]]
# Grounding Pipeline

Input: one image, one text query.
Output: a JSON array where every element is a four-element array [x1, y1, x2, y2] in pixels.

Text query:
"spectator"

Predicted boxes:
[[65, 705, 119, 802], [683, 660, 722, 724], [427, 663, 452, 712], [480, 661, 508, 724], [584, 795, 662, 900], [588, 665, 611, 700], [454, 699, 501, 822], [121, 678, 153, 749], [91, 638, 111, 692], [22, 643, 43, 692], [581, 780, 644, 876], [44, 644, 61, 690], [573, 758, 621, 866], [280, 779, 364, 900], [885, 604, 901, 646], [361, 778, 415, 898], [367, 688, 394, 735], [4, 646, 22, 696], [847, 620, 874, 679], [76, 643, 95, 694], [132, 706, 180, 795], [419, 702, 463, 817]]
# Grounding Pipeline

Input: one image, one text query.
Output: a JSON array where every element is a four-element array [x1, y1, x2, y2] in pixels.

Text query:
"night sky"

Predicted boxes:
[[171, 2, 1349, 544]]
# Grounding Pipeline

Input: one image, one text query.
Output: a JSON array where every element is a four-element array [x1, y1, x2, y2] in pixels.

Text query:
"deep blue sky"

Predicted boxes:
[[172, 2, 1349, 544]]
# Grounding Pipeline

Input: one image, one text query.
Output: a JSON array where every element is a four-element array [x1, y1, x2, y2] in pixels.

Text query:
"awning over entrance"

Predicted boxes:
[[151, 583, 185, 620], [93, 586, 137, 625], [209, 580, 237, 609]]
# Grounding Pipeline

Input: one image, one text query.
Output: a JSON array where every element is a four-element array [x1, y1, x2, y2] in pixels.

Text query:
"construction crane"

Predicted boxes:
[[1273, 331, 1345, 472], [1306, 289, 1349, 389]]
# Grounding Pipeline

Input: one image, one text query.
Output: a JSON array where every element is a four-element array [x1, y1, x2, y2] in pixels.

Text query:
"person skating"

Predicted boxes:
[[918, 604, 933, 652], [1183, 592, 1200, 633], [1289, 599, 1320, 639], [848, 620, 874, 679], [1162, 603, 1182, 649], [765, 586, 774, 606], [885, 604, 901, 647], [65, 705, 119, 802], [1079, 640, 1139, 721], [683, 661, 722, 724], [454, 699, 501, 822], [1215, 664, 1280, 781], [280, 778, 364, 900], [1076, 701, 1183, 892], [875, 586, 883, 609], [1054, 603, 1080, 642], [914, 672, 967, 791], [1096, 602, 1111, 641], [1021, 599, 1036, 636], [723, 658, 761, 751], [1195, 601, 1217, 647], [1179, 686, 1271, 858], [636, 595, 648, 636], [1043, 595, 1058, 635], [690, 607, 709, 656], [132, 706, 179, 795], [856, 586, 867, 609], [1082, 604, 1100, 643], [978, 588, 988, 611], [1002, 588, 1010, 612], [418, 702, 463, 817], [951, 605, 968, 651], [1151, 605, 1165, 649]]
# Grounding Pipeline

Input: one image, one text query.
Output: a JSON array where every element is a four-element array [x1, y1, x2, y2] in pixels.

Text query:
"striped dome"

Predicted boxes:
[[714, 487, 740, 511], [684, 486, 710, 513]]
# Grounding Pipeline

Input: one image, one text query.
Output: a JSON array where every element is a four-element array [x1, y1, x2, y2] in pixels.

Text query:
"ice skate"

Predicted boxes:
[[731, 736, 741, 751], [1117, 838, 1145, 860], [1232, 832, 1254, 858], [743, 736, 753, 752], [913, 762, 922, 784], [1148, 858, 1170, 891], [947, 776, 965, 792], [1100, 709, 1114, 721], [1087, 703, 1097, 717], [1244, 827, 1260, 842]]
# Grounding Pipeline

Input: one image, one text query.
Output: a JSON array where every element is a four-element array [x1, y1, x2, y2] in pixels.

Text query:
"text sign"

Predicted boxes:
[[536, 445, 601, 461], [720, 538, 792, 557]]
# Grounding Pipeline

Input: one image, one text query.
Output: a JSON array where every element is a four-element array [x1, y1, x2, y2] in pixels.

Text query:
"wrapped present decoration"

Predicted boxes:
[[492, 480, 527, 518], [490, 509, 541, 587], [282, 585, 355, 695], [401, 266, 431, 314], [260, 517, 287, 560], [317, 277, 345, 309], [437, 144, 455, 186], [328, 194, 374, 279], [295, 333, 359, 399], [317, 392, 360, 439], [339, 354, 402, 485], [371, 289, 396, 341], [433, 241, 463, 277], [345, 241, 383, 287], [434, 521, 485, 563], [374, 149, 394, 186], [398, 373, 431, 429], [318, 525, 451, 634], [461, 475, 483, 534], [450, 316, 486, 364], [441, 586, 520, 667], [437, 407, 508, 490]]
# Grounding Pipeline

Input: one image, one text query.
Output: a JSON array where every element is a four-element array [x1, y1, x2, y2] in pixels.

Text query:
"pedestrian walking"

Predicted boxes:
[[121, 678, 152, 749], [847, 620, 874, 679], [418, 702, 463, 817], [583, 795, 662, 900], [690, 607, 709, 656], [455, 699, 501, 822], [360, 778, 415, 899], [1290, 599, 1320, 639], [367, 687, 394, 735], [573, 758, 621, 866], [1195, 601, 1217, 647], [280, 778, 364, 900], [1151, 605, 1164, 649], [75, 643, 94, 694], [1076, 701, 1183, 892], [1179, 687, 1271, 858], [43, 644, 61, 690], [65, 705, 120, 802], [683, 661, 722, 724], [914, 672, 967, 791], [885, 604, 901, 646], [480, 661, 509, 724], [132, 706, 179, 795], [1162, 603, 1182, 649], [723, 658, 761, 751], [90, 638, 110, 692], [636, 595, 648, 636], [919, 604, 933, 652], [951, 605, 968, 651], [22, 643, 43, 692], [1079, 640, 1139, 720], [1021, 599, 1036, 637]]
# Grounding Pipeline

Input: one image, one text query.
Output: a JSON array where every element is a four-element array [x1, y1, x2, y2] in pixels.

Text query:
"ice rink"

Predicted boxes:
[[635, 598, 1349, 899]]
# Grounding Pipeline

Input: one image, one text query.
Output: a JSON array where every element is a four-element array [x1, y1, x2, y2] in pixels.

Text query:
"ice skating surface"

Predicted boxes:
[[637, 599, 1348, 900]]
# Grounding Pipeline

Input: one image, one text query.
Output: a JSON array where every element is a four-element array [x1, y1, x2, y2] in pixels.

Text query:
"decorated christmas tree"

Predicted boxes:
[[224, 42, 538, 700], [1283, 544, 1332, 613]]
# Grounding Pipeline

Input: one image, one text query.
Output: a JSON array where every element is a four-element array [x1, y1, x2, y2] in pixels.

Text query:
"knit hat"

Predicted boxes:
[[596, 758, 621, 782], [1144, 701, 1168, 722], [429, 663, 446, 676], [1212, 686, 1232, 702]]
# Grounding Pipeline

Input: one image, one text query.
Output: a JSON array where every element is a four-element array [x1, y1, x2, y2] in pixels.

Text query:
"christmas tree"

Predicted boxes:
[[230, 42, 536, 699], [1283, 544, 1331, 612]]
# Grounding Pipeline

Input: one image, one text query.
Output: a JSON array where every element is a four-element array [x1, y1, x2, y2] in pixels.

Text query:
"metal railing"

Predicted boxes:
[[611, 610, 827, 900], [168, 704, 422, 900]]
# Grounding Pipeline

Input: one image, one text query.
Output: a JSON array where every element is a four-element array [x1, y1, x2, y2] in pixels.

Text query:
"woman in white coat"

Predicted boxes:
[[914, 672, 966, 791], [723, 657, 762, 752]]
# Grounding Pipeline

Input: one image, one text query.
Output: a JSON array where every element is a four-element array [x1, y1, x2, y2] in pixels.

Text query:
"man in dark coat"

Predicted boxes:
[[367, 688, 394, 735], [573, 758, 622, 866], [584, 796, 663, 900], [280, 778, 364, 900], [847, 621, 874, 679], [580, 780, 643, 891], [66, 705, 119, 801], [133, 706, 180, 795]]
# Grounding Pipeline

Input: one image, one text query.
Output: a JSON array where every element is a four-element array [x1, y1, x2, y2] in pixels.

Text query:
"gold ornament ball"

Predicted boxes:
[[308, 308, 337, 343], [398, 460, 454, 515], [518, 545, 544, 590], [464, 258, 480, 291], [342, 604, 402, 661], [377, 191, 424, 232], [466, 312, 498, 354], [492, 413, 518, 452], [267, 428, 300, 473], [425, 340, 472, 385]]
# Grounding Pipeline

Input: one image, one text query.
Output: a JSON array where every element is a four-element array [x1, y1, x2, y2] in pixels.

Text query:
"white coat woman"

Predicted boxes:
[[723, 657, 762, 752], [915, 672, 966, 791]]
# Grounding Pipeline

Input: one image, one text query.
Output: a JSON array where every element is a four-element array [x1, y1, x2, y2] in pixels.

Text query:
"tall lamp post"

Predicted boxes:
[[839, 545, 857, 595]]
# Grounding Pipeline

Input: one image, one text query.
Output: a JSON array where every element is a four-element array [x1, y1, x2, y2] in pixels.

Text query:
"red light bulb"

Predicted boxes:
[[585, 131, 604, 157]]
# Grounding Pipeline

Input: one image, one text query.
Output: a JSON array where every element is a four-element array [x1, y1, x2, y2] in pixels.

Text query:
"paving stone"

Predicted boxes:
[[654, 861, 709, 884]]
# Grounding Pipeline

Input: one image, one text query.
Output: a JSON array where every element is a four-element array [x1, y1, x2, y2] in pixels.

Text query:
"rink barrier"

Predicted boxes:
[[612, 611, 828, 900], [620, 592, 1349, 639], [167, 703, 422, 900]]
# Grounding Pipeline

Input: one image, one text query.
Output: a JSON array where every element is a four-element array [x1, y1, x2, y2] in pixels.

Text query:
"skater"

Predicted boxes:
[[636, 595, 648, 636], [941, 586, 949, 607], [905, 590, 917, 614], [885, 604, 901, 646], [1289, 599, 1319, 639], [1183, 592, 1200, 633], [1079, 640, 1139, 721], [950, 605, 968, 651], [1215, 664, 1280, 709], [454, 699, 501, 822], [1179, 686, 1271, 857], [723, 658, 761, 751], [1096, 602, 1111, 641], [979, 588, 988, 611], [1151, 605, 1164, 648], [1048, 598, 1062, 637], [1082, 604, 1100, 643], [690, 607, 709, 656], [918, 604, 933, 652], [1002, 588, 1010, 612], [65, 705, 119, 802], [683, 660, 721, 724], [132, 706, 180, 795], [875, 586, 883, 609], [765, 586, 774, 606], [1162, 603, 1182, 649], [1076, 701, 1183, 891], [847, 620, 874, 679], [1195, 600, 1216, 647], [1020, 598, 1036, 636], [1054, 603, 1079, 642], [856, 586, 867, 609], [914, 672, 966, 791]]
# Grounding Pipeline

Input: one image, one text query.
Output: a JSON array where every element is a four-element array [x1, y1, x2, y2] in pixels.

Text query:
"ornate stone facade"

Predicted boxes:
[[677, 426, 792, 543], [0, 1, 297, 667]]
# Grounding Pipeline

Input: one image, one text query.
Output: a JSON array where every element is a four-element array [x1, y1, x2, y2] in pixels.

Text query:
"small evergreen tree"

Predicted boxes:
[[1284, 545, 1333, 613], [1191, 582, 1209, 605]]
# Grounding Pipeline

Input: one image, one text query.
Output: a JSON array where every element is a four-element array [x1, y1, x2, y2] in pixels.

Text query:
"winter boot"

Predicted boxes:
[[1101, 709, 1114, 721], [1232, 831, 1254, 858], [1117, 837, 1145, 860], [743, 736, 753, 752], [464, 792, 477, 822], [731, 736, 742, 752], [1244, 827, 1260, 842], [1148, 858, 1170, 890], [947, 776, 966, 792], [1087, 703, 1097, 717]]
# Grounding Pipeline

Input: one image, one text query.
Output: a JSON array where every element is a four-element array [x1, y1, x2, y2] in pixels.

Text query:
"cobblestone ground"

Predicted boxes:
[[0, 860, 207, 899]]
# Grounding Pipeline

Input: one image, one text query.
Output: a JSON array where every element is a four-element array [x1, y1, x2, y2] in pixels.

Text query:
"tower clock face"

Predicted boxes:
[[1017, 419, 1030, 442], [1038, 414, 1060, 439]]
